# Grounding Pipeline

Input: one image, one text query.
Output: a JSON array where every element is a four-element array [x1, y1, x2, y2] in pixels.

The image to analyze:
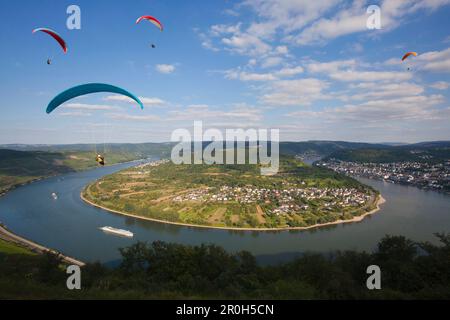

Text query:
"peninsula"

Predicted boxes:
[[82, 157, 383, 230]]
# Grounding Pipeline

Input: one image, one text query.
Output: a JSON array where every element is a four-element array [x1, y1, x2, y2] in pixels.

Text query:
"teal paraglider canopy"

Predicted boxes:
[[46, 83, 144, 114]]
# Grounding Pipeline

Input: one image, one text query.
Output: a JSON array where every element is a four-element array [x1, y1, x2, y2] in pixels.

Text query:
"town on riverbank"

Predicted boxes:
[[318, 159, 450, 195]]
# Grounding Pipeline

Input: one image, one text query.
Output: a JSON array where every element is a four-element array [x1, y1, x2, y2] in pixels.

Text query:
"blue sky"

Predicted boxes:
[[0, 0, 450, 144]]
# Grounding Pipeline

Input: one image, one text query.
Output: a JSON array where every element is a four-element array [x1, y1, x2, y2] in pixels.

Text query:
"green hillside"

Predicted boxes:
[[325, 142, 450, 163], [0, 144, 172, 195], [83, 156, 378, 229]]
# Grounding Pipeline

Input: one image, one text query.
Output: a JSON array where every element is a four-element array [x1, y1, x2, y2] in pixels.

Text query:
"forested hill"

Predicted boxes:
[[0, 144, 172, 194], [0, 142, 173, 156], [279, 141, 390, 157], [324, 141, 450, 163], [1, 140, 396, 159]]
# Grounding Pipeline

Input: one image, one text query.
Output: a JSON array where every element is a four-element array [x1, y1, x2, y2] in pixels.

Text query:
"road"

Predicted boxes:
[[0, 223, 85, 267]]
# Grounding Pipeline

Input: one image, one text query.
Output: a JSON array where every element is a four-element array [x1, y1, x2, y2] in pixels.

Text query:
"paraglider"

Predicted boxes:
[[46, 83, 144, 114], [46, 83, 144, 167], [135, 15, 163, 31], [136, 16, 163, 49], [33, 28, 67, 64], [401, 52, 418, 61], [96, 154, 105, 166], [402, 52, 418, 71]]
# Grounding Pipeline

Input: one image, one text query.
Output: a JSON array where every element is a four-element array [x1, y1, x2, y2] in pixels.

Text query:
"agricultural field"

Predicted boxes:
[[83, 156, 378, 229]]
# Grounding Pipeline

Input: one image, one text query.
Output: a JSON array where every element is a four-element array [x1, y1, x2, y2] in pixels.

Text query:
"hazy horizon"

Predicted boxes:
[[1, 139, 449, 147]]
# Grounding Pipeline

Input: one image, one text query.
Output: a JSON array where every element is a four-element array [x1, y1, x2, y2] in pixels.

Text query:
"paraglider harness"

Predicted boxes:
[[96, 154, 105, 166]]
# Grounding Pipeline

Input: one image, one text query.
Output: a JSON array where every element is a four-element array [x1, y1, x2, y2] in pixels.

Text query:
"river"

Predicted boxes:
[[0, 159, 449, 265]]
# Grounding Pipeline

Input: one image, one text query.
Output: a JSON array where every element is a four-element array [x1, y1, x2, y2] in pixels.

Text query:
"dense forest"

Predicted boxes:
[[1, 234, 450, 299], [325, 142, 450, 163]]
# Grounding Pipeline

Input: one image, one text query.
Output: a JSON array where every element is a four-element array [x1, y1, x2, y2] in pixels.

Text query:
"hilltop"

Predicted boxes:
[[324, 141, 450, 163]]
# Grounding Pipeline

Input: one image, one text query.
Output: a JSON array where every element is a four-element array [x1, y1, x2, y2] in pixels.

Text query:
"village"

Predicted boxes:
[[173, 185, 372, 216], [318, 159, 450, 194]]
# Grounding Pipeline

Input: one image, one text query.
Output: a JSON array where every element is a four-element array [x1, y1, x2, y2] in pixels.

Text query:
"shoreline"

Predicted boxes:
[[352, 174, 450, 196], [81, 190, 386, 232], [0, 223, 85, 266], [0, 158, 150, 264]]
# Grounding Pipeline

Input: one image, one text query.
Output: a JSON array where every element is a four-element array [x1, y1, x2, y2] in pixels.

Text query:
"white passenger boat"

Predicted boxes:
[[100, 226, 134, 238]]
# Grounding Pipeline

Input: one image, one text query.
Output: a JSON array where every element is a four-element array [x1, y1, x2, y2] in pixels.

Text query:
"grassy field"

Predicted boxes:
[[0, 239, 35, 255], [83, 156, 378, 229]]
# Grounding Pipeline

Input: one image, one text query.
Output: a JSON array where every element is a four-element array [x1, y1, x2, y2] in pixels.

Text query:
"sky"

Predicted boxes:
[[0, 0, 450, 144]]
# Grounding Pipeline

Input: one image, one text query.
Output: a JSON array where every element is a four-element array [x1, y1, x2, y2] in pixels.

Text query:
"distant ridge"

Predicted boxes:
[[1, 140, 449, 159]]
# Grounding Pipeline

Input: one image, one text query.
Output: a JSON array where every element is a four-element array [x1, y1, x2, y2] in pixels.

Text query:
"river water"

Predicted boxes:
[[0, 160, 449, 265]]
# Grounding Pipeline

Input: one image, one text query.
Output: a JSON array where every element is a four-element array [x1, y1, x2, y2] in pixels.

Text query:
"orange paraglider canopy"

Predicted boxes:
[[402, 52, 418, 61]]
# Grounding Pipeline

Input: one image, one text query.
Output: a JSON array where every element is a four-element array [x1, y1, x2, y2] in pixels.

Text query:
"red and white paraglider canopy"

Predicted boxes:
[[135, 15, 163, 31], [32, 27, 68, 53]]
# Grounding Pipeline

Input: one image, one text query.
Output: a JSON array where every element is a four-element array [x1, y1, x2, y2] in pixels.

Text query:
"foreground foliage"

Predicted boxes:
[[1, 234, 450, 299]]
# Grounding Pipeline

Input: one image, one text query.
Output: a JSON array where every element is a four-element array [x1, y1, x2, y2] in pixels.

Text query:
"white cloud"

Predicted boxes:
[[189, 1, 450, 142], [349, 83, 424, 100], [430, 81, 450, 90], [106, 113, 160, 121], [262, 78, 329, 106], [139, 97, 167, 106], [243, 0, 340, 35], [330, 70, 412, 82], [275, 66, 304, 77], [347, 95, 445, 120], [223, 9, 240, 17], [261, 56, 284, 68], [103, 95, 166, 107], [307, 59, 412, 82], [417, 47, 450, 73], [155, 64, 176, 74], [167, 104, 263, 124], [287, 94, 446, 123], [225, 64, 304, 81], [211, 23, 242, 36], [221, 32, 271, 56], [200, 0, 450, 66], [295, 1, 367, 45], [275, 45, 289, 54], [382, 47, 450, 73], [63, 103, 120, 111], [295, 0, 450, 45], [225, 70, 277, 81], [58, 111, 92, 117], [307, 59, 357, 73], [203, 1, 339, 57]]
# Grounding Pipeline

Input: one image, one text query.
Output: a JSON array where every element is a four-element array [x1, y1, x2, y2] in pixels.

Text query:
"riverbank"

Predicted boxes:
[[0, 223, 85, 266], [0, 159, 154, 265], [0, 176, 52, 198], [81, 190, 386, 232]]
